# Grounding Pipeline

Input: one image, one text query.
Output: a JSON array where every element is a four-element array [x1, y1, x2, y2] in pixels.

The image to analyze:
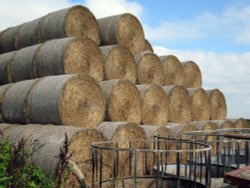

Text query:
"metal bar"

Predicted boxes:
[[133, 150, 137, 188], [99, 148, 103, 188]]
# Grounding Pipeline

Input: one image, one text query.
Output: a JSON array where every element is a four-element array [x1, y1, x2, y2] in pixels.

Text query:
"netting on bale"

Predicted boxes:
[[135, 51, 164, 86], [99, 79, 142, 124], [0, 52, 15, 85], [228, 118, 248, 128], [0, 124, 106, 187], [100, 44, 136, 82], [210, 120, 235, 129], [34, 37, 104, 81], [0, 84, 12, 122], [140, 124, 171, 139], [98, 13, 145, 55], [4, 74, 106, 128], [136, 84, 169, 126], [0, 5, 100, 53]]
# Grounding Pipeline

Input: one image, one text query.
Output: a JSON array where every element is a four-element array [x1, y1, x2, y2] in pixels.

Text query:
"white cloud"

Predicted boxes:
[[144, 3, 250, 45], [154, 45, 250, 119], [84, 0, 143, 19], [0, 0, 75, 30]]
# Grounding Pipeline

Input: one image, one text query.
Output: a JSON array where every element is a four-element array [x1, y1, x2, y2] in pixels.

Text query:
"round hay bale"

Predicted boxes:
[[159, 55, 184, 86], [0, 52, 15, 85], [97, 122, 146, 177], [143, 39, 154, 52], [229, 118, 248, 128], [0, 26, 19, 53], [165, 123, 197, 137], [34, 37, 104, 81], [27, 74, 104, 128], [140, 125, 171, 139], [187, 88, 210, 121], [15, 18, 41, 49], [0, 124, 106, 187], [2, 79, 39, 124], [210, 120, 235, 129], [136, 84, 169, 126], [190, 121, 218, 131], [135, 51, 164, 86], [40, 5, 100, 44], [100, 45, 136, 82], [163, 85, 191, 123], [99, 79, 142, 124], [10, 44, 41, 82], [206, 89, 227, 120], [182, 61, 202, 88], [98, 13, 145, 55], [0, 84, 12, 122]]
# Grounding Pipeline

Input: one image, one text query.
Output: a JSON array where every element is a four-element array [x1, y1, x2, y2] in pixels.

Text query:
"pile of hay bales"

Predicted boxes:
[[0, 4, 247, 187]]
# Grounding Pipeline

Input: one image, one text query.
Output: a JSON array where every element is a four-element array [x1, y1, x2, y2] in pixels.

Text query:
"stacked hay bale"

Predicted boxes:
[[0, 124, 107, 187], [0, 3, 246, 187], [0, 5, 100, 53]]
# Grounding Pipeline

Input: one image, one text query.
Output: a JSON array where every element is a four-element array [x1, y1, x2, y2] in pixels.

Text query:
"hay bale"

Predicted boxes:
[[187, 88, 210, 121], [0, 52, 15, 85], [191, 121, 218, 131], [136, 84, 169, 126], [10, 44, 41, 82], [40, 5, 100, 44], [99, 79, 142, 124], [26, 74, 104, 128], [0, 5, 100, 53], [182, 61, 202, 88], [165, 123, 197, 137], [97, 122, 146, 177], [163, 85, 191, 123], [0, 124, 106, 187], [229, 118, 248, 128], [140, 125, 171, 139], [159, 55, 184, 86], [100, 45, 136, 82], [2, 79, 39, 124], [0, 26, 19, 53], [15, 18, 41, 49], [143, 39, 154, 52], [98, 13, 145, 55], [34, 37, 104, 81], [210, 120, 235, 129], [206, 89, 227, 120], [135, 51, 164, 86], [0, 84, 12, 122]]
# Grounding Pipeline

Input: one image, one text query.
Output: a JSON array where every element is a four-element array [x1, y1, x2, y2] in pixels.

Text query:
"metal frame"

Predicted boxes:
[[92, 138, 211, 188]]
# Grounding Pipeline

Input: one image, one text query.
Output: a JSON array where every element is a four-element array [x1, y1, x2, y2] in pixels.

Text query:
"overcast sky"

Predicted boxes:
[[1, 0, 249, 119]]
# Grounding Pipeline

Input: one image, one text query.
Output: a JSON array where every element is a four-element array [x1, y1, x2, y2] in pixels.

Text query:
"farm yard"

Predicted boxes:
[[0, 4, 249, 188]]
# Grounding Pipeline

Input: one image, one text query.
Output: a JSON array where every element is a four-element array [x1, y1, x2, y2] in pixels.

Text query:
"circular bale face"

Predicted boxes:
[[116, 13, 145, 55], [207, 89, 227, 120], [163, 86, 191, 124], [105, 80, 142, 124], [188, 88, 210, 121], [103, 45, 136, 82], [64, 37, 104, 81], [136, 51, 165, 86], [160, 55, 184, 86], [182, 61, 202, 88], [137, 84, 169, 126], [65, 6, 100, 44], [60, 75, 105, 128]]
